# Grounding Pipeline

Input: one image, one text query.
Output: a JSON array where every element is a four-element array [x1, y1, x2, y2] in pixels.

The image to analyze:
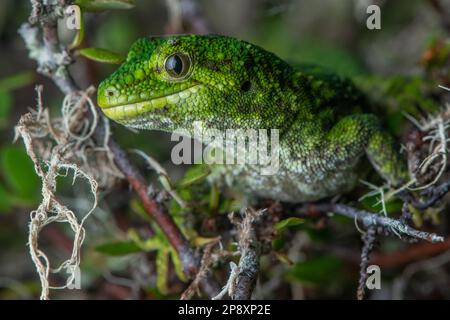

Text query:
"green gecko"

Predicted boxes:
[[97, 34, 409, 203]]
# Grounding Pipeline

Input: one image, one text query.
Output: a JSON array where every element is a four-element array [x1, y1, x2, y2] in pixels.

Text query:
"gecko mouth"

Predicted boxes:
[[101, 85, 202, 120]]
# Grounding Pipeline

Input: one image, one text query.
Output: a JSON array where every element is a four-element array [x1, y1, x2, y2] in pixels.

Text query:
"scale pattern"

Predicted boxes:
[[98, 35, 409, 202]]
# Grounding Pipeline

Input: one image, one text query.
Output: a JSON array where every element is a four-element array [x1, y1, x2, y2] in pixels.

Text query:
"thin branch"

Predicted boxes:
[[301, 203, 444, 243], [228, 209, 265, 300]]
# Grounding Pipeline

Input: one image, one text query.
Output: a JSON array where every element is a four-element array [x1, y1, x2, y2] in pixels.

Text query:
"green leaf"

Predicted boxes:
[[176, 165, 210, 188], [79, 47, 125, 64], [0, 72, 34, 92], [95, 241, 141, 256], [156, 250, 169, 295], [0, 146, 40, 200], [170, 248, 187, 282], [274, 217, 304, 231], [129, 230, 164, 251], [76, 0, 135, 11], [209, 184, 219, 211], [287, 256, 343, 285], [193, 236, 220, 247]]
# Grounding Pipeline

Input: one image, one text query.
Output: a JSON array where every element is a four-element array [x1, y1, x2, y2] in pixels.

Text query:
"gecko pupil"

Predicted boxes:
[[165, 54, 183, 75]]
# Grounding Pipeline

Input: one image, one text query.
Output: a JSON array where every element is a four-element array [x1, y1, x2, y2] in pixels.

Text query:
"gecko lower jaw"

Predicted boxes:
[[101, 85, 202, 121]]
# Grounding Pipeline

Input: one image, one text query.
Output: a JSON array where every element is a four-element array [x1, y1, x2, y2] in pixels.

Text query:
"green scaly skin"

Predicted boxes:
[[97, 34, 409, 203]]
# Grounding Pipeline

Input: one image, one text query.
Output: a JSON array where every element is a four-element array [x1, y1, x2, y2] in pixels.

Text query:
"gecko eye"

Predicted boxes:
[[164, 53, 191, 79]]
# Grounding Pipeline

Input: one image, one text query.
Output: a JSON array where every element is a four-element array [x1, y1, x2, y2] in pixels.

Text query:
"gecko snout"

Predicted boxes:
[[97, 83, 121, 108]]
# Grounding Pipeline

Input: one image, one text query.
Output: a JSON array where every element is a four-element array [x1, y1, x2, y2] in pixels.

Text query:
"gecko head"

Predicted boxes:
[[97, 34, 293, 134]]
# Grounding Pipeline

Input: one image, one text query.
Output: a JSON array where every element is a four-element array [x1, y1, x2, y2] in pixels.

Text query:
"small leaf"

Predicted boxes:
[[130, 232, 163, 251], [79, 47, 125, 64], [128, 228, 169, 251], [209, 184, 219, 211], [0, 146, 40, 200], [156, 250, 169, 295], [192, 236, 220, 247], [95, 241, 141, 256], [176, 165, 210, 188], [170, 248, 187, 282], [274, 217, 304, 231], [76, 0, 135, 11]]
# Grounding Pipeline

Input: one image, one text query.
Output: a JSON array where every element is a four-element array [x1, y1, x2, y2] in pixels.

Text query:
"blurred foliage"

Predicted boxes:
[[76, 0, 136, 11], [0, 72, 37, 214], [2, 0, 450, 300], [0, 72, 34, 129], [287, 255, 343, 286], [0, 146, 40, 210], [95, 240, 141, 256]]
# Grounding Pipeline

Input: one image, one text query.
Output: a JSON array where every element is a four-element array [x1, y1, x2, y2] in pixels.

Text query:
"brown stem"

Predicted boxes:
[[106, 136, 198, 275], [357, 226, 377, 300], [372, 237, 450, 268]]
